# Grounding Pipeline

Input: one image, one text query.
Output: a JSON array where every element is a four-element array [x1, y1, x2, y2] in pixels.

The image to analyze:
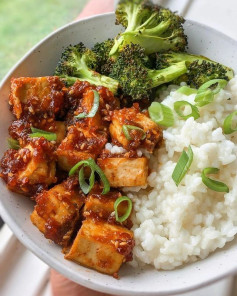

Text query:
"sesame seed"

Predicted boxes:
[[29, 106, 34, 114]]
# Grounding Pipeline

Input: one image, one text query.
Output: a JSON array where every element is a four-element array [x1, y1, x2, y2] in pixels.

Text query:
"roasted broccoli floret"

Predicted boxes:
[[187, 60, 233, 88], [110, 0, 187, 57], [54, 43, 119, 94], [92, 39, 115, 75], [155, 52, 234, 88], [110, 44, 187, 100]]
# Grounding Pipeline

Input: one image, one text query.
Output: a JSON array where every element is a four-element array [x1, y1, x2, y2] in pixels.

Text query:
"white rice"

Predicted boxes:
[[126, 76, 237, 270], [105, 143, 127, 154]]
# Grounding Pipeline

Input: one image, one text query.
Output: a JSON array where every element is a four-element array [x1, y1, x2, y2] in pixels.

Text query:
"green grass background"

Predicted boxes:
[[0, 0, 88, 80]]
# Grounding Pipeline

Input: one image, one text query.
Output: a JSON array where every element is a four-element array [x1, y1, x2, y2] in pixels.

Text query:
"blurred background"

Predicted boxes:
[[1, 0, 237, 295], [0, 0, 88, 80]]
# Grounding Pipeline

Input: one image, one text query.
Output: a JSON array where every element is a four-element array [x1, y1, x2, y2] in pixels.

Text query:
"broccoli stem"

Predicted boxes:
[[65, 53, 118, 93], [149, 61, 187, 88], [156, 52, 234, 82], [121, 32, 186, 54], [63, 73, 118, 94], [109, 37, 124, 57], [110, 20, 174, 57]]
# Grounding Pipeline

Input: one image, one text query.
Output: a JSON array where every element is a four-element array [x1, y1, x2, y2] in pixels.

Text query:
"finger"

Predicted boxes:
[[75, 0, 114, 20], [50, 269, 112, 296]]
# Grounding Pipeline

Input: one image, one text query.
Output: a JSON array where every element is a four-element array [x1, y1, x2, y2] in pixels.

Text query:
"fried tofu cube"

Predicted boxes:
[[57, 123, 107, 171], [30, 210, 46, 233], [9, 77, 65, 119], [84, 190, 120, 219], [18, 142, 56, 185], [68, 81, 120, 123], [84, 188, 132, 228], [75, 88, 103, 128], [0, 138, 56, 195], [57, 150, 96, 171], [65, 219, 134, 275], [50, 121, 66, 144], [31, 178, 84, 246], [97, 157, 148, 187], [8, 120, 66, 147], [109, 104, 162, 152]]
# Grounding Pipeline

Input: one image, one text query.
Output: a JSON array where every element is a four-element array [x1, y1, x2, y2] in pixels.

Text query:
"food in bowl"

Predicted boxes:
[[0, 0, 236, 278]]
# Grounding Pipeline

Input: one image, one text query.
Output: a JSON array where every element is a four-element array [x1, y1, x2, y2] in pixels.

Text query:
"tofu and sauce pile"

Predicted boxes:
[[0, 76, 162, 277]]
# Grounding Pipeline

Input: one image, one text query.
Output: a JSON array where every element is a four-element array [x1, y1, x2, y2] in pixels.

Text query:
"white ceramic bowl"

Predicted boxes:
[[1, 13, 237, 296]]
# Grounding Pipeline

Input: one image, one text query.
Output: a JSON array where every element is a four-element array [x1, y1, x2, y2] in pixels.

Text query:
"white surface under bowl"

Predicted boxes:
[[1, 13, 237, 296]]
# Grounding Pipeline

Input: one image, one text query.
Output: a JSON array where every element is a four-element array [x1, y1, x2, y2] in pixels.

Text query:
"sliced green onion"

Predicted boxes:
[[177, 86, 197, 95], [96, 165, 111, 194], [69, 158, 110, 194], [122, 125, 146, 141], [29, 127, 57, 141], [195, 79, 227, 107], [75, 112, 87, 119], [172, 145, 193, 186], [31, 127, 52, 134], [75, 90, 100, 119], [195, 89, 214, 107], [223, 110, 237, 134], [148, 102, 174, 127], [69, 159, 90, 176], [8, 138, 20, 150], [198, 79, 228, 95], [174, 101, 200, 120], [201, 167, 229, 193], [79, 166, 95, 194], [114, 196, 133, 223]]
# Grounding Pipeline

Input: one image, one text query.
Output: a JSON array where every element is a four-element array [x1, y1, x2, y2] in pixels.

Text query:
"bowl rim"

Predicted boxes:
[[1, 12, 237, 296]]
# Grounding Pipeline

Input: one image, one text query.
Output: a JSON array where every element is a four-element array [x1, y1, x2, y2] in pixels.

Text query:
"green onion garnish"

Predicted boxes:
[[195, 89, 214, 107], [198, 79, 228, 95], [8, 138, 20, 150], [79, 166, 95, 194], [29, 127, 57, 141], [201, 167, 229, 193], [69, 158, 110, 195], [174, 101, 200, 120], [177, 86, 197, 96], [75, 112, 87, 119], [75, 90, 100, 119], [172, 145, 193, 186], [114, 196, 133, 223], [195, 79, 227, 107], [223, 110, 237, 134], [148, 102, 174, 127], [122, 125, 146, 141]]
